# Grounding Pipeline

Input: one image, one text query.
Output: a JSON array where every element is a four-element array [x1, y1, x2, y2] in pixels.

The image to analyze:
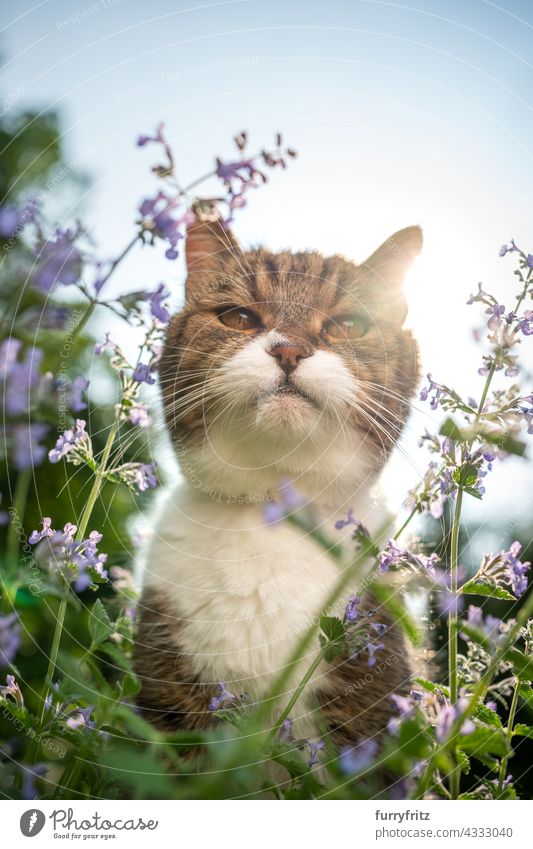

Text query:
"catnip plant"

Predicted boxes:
[[0, 122, 532, 801]]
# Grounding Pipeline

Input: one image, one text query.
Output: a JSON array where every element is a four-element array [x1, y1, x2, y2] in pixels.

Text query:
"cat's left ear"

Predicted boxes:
[[185, 216, 241, 301], [360, 226, 422, 323]]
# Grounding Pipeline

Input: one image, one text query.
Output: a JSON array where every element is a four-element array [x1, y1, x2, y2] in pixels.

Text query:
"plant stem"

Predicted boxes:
[[497, 677, 520, 795], [267, 647, 327, 745], [448, 485, 463, 799], [38, 590, 68, 727], [77, 418, 120, 539]]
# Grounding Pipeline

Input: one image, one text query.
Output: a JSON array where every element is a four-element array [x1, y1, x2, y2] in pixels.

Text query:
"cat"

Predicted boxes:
[[133, 217, 422, 753]]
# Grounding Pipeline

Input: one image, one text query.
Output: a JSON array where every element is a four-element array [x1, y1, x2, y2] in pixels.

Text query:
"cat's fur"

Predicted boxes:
[[134, 219, 422, 751]]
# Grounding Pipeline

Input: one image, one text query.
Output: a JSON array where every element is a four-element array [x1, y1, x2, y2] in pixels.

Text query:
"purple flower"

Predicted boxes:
[[527, 254, 533, 269], [306, 738, 325, 767], [137, 122, 165, 147], [149, 283, 171, 324], [95, 332, 121, 356], [434, 695, 475, 744], [0, 674, 24, 706], [378, 539, 439, 575], [263, 479, 306, 525], [34, 228, 82, 292], [344, 594, 360, 622], [519, 310, 533, 336], [499, 240, 518, 257], [112, 462, 158, 493], [139, 192, 187, 260], [419, 373, 445, 410], [334, 508, 357, 530], [49, 419, 92, 465], [487, 303, 505, 331], [340, 739, 378, 774], [475, 541, 530, 599], [29, 516, 55, 544], [68, 376, 89, 412], [12, 423, 48, 470], [366, 641, 385, 667], [128, 403, 152, 428], [66, 706, 95, 730], [132, 363, 155, 385], [215, 157, 261, 188], [278, 718, 295, 743], [208, 682, 236, 712], [0, 613, 21, 667], [29, 520, 108, 590]]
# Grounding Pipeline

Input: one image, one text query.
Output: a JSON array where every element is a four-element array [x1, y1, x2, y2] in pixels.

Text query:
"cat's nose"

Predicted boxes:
[[268, 343, 311, 375]]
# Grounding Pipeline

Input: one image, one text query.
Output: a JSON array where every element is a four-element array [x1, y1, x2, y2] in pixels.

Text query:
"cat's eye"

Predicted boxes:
[[323, 314, 369, 342], [217, 306, 262, 333]]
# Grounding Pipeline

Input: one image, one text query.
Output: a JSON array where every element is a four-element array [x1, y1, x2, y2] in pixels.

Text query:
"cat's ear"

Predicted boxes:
[[185, 216, 241, 301], [360, 226, 422, 323]]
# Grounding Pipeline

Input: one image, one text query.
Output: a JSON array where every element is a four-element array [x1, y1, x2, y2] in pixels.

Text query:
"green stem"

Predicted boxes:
[[497, 678, 520, 795], [38, 589, 68, 727], [267, 647, 328, 745], [77, 418, 120, 539], [448, 486, 463, 799]]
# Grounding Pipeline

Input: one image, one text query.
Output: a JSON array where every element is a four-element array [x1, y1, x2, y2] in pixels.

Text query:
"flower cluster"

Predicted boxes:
[[472, 541, 530, 599], [48, 419, 93, 466], [388, 687, 475, 744], [29, 519, 108, 592]]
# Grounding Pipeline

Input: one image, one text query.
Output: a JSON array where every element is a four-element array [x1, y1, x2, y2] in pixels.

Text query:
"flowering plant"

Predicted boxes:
[[1, 107, 532, 801]]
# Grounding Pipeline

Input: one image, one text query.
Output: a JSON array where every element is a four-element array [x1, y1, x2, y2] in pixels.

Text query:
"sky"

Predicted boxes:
[[1, 0, 533, 528]]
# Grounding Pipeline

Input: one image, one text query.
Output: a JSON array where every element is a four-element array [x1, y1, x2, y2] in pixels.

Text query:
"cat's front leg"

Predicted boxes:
[[133, 587, 216, 732]]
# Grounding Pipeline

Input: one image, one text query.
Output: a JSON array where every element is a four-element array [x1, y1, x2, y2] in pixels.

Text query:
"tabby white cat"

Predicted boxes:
[[134, 219, 422, 747]]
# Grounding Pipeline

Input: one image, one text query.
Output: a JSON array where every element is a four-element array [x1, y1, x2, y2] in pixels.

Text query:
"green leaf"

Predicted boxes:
[[319, 616, 346, 662], [453, 463, 478, 488], [474, 704, 503, 730], [458, 726, 507, 758], [440, 418, 464, 441], [414, 678, 450, 698], [460, 580, 516, 601], [518, 682, 533, 709], [480, 430, 526, 457], [506, 648, 533, 682], [512, 723, 533, 739], [456, 749, 471, 774], [463, 486, 483, 501], [89, 598, 114, 647]]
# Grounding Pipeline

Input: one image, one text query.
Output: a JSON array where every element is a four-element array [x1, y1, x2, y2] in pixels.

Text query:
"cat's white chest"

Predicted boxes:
[[140, 484, 386, 731]]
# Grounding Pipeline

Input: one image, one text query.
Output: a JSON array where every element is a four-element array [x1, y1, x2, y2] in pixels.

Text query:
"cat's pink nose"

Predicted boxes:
[[268, 343, 311, 375]]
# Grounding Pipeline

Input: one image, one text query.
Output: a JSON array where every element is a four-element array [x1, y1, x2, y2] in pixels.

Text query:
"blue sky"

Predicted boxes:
[[2, 0, 533, 524]]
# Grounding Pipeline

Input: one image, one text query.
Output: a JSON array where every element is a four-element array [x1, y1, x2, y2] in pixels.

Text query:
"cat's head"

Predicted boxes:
[[159, 219, 422, 500]]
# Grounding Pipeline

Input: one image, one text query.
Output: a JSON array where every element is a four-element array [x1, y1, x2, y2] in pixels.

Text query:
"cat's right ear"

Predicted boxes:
[[185, 216, 240, 301]]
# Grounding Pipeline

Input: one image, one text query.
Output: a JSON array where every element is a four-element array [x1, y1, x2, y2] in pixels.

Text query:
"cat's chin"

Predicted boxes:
[[254, 390, 322, 436]]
